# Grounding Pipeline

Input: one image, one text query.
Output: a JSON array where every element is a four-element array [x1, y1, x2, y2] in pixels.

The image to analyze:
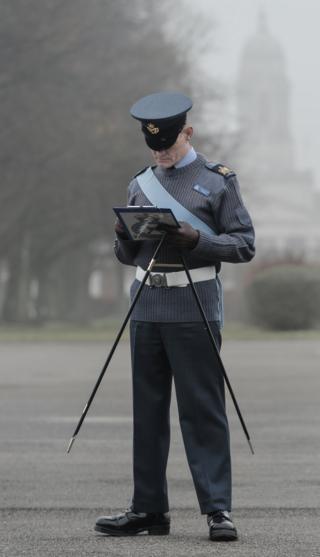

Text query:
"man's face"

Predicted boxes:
[[150, 126, 193, 168]]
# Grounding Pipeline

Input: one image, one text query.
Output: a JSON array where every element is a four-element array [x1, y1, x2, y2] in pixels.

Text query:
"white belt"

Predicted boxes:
[[136, 265, 217, 288]]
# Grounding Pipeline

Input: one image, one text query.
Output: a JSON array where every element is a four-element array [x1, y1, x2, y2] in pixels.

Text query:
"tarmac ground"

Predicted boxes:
[[1, 339, 319, 556]]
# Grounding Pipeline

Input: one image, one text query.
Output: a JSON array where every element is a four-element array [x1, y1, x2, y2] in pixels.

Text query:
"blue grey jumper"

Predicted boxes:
[[114, 152, 255, 514]]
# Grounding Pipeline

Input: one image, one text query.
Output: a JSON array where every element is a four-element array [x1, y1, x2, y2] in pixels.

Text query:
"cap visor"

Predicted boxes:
[[145, 133, 179, 151]]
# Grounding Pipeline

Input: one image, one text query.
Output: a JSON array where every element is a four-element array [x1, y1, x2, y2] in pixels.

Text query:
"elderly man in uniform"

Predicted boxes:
[[95, 92, 255, 542]]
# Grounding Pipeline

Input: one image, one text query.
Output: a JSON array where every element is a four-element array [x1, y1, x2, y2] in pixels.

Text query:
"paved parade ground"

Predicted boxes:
[[1, 338, 319, 556]]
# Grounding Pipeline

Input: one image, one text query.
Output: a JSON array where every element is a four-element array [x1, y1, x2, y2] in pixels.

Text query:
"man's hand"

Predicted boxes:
[[162, 221, 199, 250], [115, 218, 129, 240]]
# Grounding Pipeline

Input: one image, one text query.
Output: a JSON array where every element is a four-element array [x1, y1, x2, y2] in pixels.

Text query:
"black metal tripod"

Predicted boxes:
[[67, 233, 254, 454]]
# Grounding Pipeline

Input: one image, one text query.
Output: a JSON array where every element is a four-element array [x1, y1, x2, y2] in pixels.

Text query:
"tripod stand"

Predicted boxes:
[[67, 233, 254, 454]]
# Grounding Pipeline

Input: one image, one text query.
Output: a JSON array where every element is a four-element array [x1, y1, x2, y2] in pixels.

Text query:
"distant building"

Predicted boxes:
[[235, 11, 320, 262]]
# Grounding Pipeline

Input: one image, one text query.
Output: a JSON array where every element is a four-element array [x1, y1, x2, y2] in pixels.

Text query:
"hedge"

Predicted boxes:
[[245, 264, 320, 330]]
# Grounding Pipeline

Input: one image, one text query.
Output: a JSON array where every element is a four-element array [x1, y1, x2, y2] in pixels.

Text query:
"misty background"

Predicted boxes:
[[1, 0, 320, 331]]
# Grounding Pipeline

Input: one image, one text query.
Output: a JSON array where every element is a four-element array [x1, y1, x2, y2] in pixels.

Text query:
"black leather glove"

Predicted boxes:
[[115, 218, 129, 240], [162, 221, 199, 250]]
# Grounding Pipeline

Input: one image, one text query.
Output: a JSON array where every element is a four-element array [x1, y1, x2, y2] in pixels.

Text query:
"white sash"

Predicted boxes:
[[136, 167, 217, 237]]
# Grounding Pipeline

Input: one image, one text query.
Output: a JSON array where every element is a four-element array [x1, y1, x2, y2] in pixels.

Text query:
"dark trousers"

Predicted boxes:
[[130, 320, 232, 515]]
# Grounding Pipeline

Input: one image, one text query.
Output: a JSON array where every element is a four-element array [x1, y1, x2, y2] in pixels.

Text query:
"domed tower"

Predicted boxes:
[[235, 11, 319, 261], [237, 11, 294, 176]]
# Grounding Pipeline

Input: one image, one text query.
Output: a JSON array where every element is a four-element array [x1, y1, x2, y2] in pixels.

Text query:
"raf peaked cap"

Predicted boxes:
[[130, 92, 193, 151]]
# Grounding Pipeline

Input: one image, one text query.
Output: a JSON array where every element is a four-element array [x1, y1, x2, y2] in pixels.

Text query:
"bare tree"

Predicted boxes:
[[0, 0, 191, 322]]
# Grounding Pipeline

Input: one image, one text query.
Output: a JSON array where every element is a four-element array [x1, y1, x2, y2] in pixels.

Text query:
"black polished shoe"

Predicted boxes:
[[207, 510, 238, 541], [95, 507, 170, 536]]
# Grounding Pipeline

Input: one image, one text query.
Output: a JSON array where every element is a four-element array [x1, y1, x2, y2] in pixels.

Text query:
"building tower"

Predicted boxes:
[[235, 11, 320, 261]]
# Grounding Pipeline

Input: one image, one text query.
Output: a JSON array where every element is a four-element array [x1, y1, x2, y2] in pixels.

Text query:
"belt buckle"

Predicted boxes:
[[149, 273, 168, 287]]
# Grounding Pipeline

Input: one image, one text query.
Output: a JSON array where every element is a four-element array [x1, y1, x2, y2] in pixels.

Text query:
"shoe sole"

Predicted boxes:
[[210, 529, 238, 542], [94, 525, 170, 536]]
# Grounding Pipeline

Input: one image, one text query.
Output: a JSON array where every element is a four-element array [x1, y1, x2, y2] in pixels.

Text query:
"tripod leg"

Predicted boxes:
[[180, 255, 254, 455], [67, 234, 167, 453]]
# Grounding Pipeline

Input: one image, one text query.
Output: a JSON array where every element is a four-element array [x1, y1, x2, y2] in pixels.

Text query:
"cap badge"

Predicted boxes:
[[147, 122, 160, 135]]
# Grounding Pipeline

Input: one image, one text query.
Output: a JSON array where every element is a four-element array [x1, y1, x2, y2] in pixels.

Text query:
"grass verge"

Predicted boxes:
[[0, 320, 320, 342]]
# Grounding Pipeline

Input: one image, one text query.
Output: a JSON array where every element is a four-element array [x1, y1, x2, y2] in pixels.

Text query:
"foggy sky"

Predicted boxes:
[[184, 0, 320, 187]]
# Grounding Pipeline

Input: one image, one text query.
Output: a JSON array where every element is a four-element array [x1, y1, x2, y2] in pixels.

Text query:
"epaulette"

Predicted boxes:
[[205, 162, 236, 179], [133, 166, 149, 179]]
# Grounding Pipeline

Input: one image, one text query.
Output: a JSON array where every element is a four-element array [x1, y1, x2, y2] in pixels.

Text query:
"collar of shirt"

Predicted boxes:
[[174, 146, 197, 168]]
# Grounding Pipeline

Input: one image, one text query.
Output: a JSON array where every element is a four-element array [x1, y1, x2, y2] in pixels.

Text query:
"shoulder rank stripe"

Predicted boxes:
[[133, 166, 149, 179], [205, 162, 236, 179], [133, 165, 157, 179]]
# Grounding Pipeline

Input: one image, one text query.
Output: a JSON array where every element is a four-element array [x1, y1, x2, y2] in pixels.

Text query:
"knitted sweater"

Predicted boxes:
[[114, 153, 255, 323]]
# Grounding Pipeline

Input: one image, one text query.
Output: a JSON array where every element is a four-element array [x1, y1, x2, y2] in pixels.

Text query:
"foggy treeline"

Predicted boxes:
[[0, 0, 206, 324]]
